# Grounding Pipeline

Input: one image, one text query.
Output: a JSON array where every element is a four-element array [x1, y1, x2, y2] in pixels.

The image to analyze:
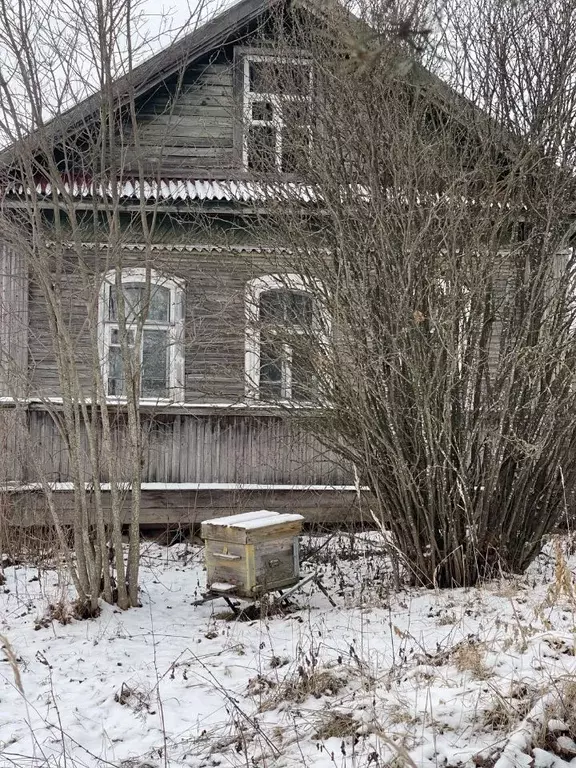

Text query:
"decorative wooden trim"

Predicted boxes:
[[233, 46, 313, 172], [244, 272, 328, 400], [98, 268, 186, 403], [50, 241, 290, 254]]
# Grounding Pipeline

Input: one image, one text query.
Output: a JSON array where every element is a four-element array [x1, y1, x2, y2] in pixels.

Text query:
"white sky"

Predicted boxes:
[[0, 0, 235, 141], [140, 0, 233, 55]]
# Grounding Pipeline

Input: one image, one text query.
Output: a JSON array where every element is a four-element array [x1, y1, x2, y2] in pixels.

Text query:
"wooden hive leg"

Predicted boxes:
[[314, 577, 337, 608], [223, 596, 240, 615]]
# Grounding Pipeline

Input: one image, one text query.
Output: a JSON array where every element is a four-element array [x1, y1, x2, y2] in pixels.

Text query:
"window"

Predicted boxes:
[[98, 269, 184, 401], [241, 53, 312, 173], [245, 274, 326, 402]]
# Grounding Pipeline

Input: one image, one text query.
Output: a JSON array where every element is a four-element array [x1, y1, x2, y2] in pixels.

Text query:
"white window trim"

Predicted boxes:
[[245, 273, 327, 401], [98, 268, 185, 404], [242, 53, 312, 173]]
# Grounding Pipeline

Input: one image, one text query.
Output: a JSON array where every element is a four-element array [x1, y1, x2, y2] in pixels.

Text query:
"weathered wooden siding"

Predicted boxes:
[[28, 265, 96, 397], [487, 257, 511, 375], [27, 242, 277, 401], [4, 405, 358, 526], [0, 244, 28, 397], [0, 408, 27, 483], [125, 51, 237, 175], [26, 409, 350, 486]]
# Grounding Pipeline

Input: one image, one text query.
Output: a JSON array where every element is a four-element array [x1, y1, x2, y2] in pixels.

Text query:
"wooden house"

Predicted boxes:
[[0, 0, 365, 526]]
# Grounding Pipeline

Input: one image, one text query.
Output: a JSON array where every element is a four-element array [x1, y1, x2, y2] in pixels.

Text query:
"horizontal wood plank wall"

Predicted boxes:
[[26, 409, 350, 486], [0, 244, 28, 398], [125, 51, 237, 175], [182, 248, 252, 401], [28, 244, 275, 401], [28, 266, 95, 397], [0, 408, 27, 483]]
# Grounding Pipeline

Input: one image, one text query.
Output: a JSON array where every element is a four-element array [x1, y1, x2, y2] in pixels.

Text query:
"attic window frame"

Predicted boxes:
[[239, 51, 313, 173]]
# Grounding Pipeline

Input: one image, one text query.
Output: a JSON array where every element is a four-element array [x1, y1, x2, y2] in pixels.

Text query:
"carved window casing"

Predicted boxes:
[[245, 274, 326, 402], [98, 269, 184, 402]]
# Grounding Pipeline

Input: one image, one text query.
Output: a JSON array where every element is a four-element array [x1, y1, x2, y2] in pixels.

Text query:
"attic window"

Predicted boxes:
[[242, 54, 312, 174]]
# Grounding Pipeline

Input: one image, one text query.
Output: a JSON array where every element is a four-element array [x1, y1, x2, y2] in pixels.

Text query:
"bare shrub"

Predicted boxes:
[[253, 0, 576, 588], [0, 0, 220, 613]]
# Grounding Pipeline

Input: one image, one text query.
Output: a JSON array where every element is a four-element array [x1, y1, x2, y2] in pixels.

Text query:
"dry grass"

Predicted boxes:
[[0, 514, 64, 570], [0, 634, 23, 694], [437, 611, 458, 626], [454, 641, 492, 680], [387, 702, 421, 728], [483, 684, 537, 730], [34, 599, 73, 629], [312, 710, 358, 740], [541, 681, 576, 737], [255, 664, 350, 712], [537, 539, 576, 621], [523, 683, 576, 760], [114, 681, 154, 714]]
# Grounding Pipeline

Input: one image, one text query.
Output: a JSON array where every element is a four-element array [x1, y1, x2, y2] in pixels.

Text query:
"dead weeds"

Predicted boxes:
[[483, 683, 537, 731], [34, 597, 100, 629], [313, 710, 358, 740], [114, 681, 155, 715], [454, 641, 492, 680], [256, 665, 349, 711], [34, 600, 73, 629]]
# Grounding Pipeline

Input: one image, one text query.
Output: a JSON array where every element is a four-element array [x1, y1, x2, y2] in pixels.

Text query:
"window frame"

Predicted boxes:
[[237, 49, 313, 173], [98, 268, 185, 404], [245, 273, 327, 403]]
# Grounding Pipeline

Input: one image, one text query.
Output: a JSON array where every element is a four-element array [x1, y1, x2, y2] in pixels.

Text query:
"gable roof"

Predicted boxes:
[[1, 0, 518, 208], [0, 0, 279, 164]]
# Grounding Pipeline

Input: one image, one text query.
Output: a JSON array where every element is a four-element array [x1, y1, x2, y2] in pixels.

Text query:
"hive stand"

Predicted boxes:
[[192, 570, 336, 614]]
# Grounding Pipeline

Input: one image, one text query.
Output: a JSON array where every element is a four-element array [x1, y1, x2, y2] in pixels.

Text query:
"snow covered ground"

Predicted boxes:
[[2, 532, 576, 767]]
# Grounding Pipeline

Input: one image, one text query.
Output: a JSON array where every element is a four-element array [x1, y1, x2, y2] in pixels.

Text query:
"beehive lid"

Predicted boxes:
[[201, 510, 304, 544]]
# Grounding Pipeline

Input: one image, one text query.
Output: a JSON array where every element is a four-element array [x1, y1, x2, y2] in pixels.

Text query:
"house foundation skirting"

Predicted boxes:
[[3, 487, 367, 527]]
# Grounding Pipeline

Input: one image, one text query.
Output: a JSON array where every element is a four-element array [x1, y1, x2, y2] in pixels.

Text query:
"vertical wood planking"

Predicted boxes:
[[0, 243, 28, 398], [24, 409, 352, 486]]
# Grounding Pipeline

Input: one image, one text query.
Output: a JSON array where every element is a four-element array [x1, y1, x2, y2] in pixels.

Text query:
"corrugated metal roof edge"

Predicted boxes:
[[3, 178, 527, 210], [3, 178, 319, 203]]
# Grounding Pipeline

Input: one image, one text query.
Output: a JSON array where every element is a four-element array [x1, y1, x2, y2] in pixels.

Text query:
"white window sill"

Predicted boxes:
[[103, 397, 184, 406]]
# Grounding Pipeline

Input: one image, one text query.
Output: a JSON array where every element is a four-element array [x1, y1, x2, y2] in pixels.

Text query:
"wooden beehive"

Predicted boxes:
[[201, 510, 304, 598]]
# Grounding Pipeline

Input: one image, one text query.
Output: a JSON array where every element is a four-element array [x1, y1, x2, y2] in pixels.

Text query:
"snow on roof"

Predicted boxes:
[[0, 482, 361, 492], [229, 513, 304, 530]]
